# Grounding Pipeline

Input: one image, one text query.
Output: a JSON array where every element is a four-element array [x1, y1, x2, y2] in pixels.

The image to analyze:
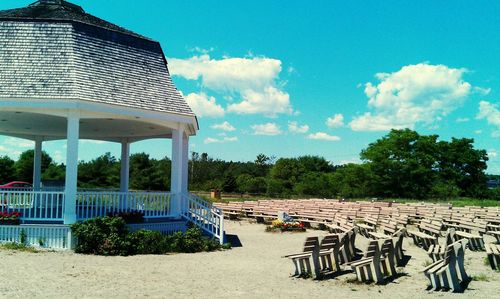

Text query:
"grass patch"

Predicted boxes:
[[0, 242, 39, 253], [422, 260, 433, 267], [471, 273, 489, 282], [484, 257, 491, 267]]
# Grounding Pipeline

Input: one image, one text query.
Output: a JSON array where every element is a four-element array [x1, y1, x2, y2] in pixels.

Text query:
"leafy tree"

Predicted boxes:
[[0, 155, 15, 184], [78, 152, 119, 188], [14, 150, 53, 183]]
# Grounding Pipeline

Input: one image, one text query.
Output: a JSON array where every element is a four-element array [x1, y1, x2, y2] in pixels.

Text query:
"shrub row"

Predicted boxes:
[[71, 217, 229, 256]]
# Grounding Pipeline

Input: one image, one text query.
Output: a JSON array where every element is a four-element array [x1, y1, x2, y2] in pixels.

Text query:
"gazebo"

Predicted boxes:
[[0, 0, 223, 248]]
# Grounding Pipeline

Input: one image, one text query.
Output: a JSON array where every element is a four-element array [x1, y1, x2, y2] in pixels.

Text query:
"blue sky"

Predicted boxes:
[[1, 0, 499, 173]]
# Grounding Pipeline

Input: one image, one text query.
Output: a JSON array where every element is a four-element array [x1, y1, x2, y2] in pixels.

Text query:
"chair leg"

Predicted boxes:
[[292, 259, 300, 276]]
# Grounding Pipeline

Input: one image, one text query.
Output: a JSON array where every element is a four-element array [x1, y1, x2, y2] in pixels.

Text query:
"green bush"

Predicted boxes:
[[71, 216, 130, 255], [127, 229, 169, 254], [71, 217, 227, 256]]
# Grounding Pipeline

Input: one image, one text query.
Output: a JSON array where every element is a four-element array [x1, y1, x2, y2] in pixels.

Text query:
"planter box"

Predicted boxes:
[[0, 218, 20, 225], [280, 227, 306, 232]]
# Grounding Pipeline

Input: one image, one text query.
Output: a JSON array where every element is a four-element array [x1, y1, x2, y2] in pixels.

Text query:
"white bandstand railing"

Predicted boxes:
[[0, 191, 65, 221], [76, 192, 172, 220], [0, 190, 172, 222], [182, 193, 224, 244]]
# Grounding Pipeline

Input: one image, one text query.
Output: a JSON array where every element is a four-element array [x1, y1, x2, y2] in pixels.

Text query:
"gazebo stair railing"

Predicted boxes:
[[181, 193, 225, 244]]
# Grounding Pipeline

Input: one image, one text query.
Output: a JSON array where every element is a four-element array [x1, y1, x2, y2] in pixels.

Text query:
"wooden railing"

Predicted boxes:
[[182, 193, 225, 244], [0, 190, 172, 222], [0, 191, 65, 221], [76, 192, 172, 220]]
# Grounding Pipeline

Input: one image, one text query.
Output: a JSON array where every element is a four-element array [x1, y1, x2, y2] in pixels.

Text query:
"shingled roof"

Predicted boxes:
[[0, 0, 195, 117]]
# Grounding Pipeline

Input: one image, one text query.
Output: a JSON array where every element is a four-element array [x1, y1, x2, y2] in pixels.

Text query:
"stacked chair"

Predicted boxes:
[[422, 240, 469, 292]]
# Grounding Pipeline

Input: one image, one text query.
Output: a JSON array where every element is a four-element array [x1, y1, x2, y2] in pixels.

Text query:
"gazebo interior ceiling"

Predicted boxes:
[[0, 111, 173, 142]]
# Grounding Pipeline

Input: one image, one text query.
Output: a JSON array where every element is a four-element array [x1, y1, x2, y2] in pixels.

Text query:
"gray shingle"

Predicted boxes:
[[0, 2, 194, 117]]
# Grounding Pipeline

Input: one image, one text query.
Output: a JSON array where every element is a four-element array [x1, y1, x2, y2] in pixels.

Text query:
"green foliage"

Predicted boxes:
[[0, 155, 15, 184], [19, 229, 27, 245], [429, 182, 460, 199], [2, 129, 495, 201], [14, 150, 53, 183], [71, 217, 225, 256], [78, 152, 120, 189], [0, 242, 38, 253], [71, 216, 130, 256], [471, 273, 489, 281]]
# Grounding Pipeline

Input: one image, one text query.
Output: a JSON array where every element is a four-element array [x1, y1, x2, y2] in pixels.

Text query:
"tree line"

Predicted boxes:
[[0, 129, 498, 200]]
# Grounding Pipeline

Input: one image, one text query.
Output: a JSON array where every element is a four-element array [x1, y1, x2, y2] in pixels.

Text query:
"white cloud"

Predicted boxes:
[[4, 137, 34, 148], [169, 54, 292, 117], [185, 92, 225, 118], [455, 117, 470, 123], [307, 132, 341, 141], [288, 121, 309, 134], [349, 63, 472, 131], [475, 130, 482, 134], [326, 114, 345, 128], [227, 86, 292, 116], [477, 101, 500, 137], [203, 136, 238, 144], [53, 150, 64, 164], [251, 123, 283, 136], [0, 145, 21, 159], [211, 121, 236, 132], [474, 87, 491, 95], [488, 149, 497, 158], [80, 140, 106, 144]]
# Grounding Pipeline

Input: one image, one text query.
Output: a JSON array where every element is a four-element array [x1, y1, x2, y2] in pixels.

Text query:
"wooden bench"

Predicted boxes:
[[379, 238, 397, 278], [485, 243, 500, 271], [408, 220, 442, 250], [356, 215, 378, 238], [318, 234, 342, 275], [350, 240, 384, 283], [427, 229, 456, 262], [422, 240, 469, 292], [487, 230, 500, 244], [283, 236, 321, 278], [368, 219, 399, 239]]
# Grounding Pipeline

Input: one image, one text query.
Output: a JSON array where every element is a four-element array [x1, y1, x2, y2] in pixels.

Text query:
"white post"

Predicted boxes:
[[33, 137, 43, 191], [170, 127, 184, 217], [181, 134, 189, 194], [120, 140, 130, 193], [64, 113, 79, 225]]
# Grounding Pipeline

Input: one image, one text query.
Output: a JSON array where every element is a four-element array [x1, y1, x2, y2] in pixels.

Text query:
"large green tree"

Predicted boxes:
[[14, 150, 53, 183], [0, 155, 15, 184], [360, 129, 488, 198]]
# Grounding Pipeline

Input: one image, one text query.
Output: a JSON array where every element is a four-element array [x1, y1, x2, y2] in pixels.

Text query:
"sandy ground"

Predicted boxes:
[[0, 220, 499, 299]]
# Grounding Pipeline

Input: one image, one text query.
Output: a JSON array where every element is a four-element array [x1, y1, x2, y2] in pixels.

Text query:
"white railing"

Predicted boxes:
[[0, 191, 65, 221], [182, 193, 225, 244], [76, 192, 172, 220]]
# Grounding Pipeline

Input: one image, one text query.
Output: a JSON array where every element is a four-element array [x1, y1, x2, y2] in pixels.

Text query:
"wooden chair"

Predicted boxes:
[[485, 243, 500, 271], [407, 219, 441, 250], [350, 240, 384, 283], [379, 238, 397, 277], [427, 229, 456, 262], [356, 215, 378, 238], [318, 234, 342, 274], [422, 240, 469, 292], [283, 236, 321, 278], [453, 221, 486, 251], [392, 229, 406, 266]]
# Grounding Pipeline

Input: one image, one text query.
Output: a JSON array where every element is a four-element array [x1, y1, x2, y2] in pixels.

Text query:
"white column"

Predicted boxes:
[[170, 127, 183, 217], [181, 134, 189, 194], [120, 140, 130, 193], [64, 113, 79, 225], [33, 138, 43, 191]]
